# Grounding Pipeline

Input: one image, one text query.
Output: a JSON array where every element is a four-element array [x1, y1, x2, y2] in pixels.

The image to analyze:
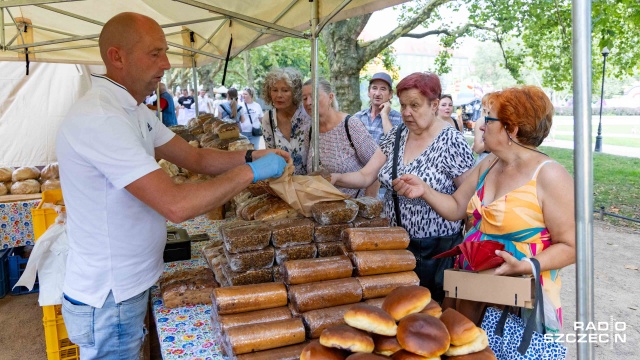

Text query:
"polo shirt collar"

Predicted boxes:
[[91, 74, 138, 111]]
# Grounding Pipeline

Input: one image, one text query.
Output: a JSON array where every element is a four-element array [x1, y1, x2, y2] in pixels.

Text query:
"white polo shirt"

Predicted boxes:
[[56, 75, 175, 308]]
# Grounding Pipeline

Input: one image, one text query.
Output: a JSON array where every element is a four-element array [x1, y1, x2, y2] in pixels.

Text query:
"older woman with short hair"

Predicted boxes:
[[332, 72, 475, 301], [261, 67, 312, 175], [393, 85, 575, 332]]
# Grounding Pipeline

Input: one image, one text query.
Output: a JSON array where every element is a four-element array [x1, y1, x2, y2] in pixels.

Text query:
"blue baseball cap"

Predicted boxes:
[[370, 72, 393, 89]]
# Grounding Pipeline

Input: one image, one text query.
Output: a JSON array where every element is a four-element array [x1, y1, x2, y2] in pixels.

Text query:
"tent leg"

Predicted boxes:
[[192, 55, 199, 116], [1, 9, 5, 50], [310, 0, 319, 172], [572, 0, 594, 358]]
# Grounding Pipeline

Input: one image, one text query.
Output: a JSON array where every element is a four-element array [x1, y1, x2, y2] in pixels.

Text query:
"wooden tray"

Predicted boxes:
[[0, 193, 42, 203]]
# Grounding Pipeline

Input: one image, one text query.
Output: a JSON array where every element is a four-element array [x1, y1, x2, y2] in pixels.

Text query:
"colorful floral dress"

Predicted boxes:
[[462, 159, 563, 333], [261, 106, 311, 175]]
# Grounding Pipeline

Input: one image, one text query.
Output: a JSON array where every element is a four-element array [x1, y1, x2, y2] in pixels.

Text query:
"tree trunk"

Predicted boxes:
[[244, 51, 254, 89]]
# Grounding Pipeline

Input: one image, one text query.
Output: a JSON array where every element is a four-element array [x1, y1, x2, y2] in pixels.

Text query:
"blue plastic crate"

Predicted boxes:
[[8, 246, 38, 295], [0, 248, 9, 298]]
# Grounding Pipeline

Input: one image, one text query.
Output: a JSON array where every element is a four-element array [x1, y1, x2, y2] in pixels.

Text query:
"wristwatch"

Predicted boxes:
[[245, 150, 254, 163]]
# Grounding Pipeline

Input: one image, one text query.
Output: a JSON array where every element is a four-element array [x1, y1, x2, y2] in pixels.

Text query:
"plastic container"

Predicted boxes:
[[42, 305, 79, 360], [8, 245, 38, 295], [0, 248, 9, 298], [31, 189, 64, 240]]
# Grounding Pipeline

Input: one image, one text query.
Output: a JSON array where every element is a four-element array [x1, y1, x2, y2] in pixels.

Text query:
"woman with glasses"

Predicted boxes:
[[437, 94, 463, 132], [392, 86, 575, 332], [332, 72, 475, 301], [240, 87, 263, 149], [261, 68, 311, 175], [472, 93, 492, 164]]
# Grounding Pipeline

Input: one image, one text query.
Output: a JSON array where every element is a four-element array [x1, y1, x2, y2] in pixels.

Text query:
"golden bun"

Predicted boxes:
[[346, 353, 392, 359], [439, 308, 480, 346], [382, 286, 431, 321], [372, 334, 402, 356], [444, 329, 488, 356], [396, 313, 449, 358], [300, 340, 348, 360], [320, 324, 375, 353], [344, 303, 397, 336], [418, 300, 442, 318], [391, 349, 441, 359], [445, 346, 496, 360]]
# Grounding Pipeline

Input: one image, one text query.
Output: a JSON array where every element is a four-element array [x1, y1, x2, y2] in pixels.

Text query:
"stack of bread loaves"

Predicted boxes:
[[219, 221, 274, 286], [299, 285, 495, 359], [159, 267, 219, 308], [0, 167, 13, 195], [6, 166, 41, 195]]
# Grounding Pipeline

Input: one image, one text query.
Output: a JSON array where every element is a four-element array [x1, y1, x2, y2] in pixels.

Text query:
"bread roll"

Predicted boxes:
[[218, 306, 292, 332], [351, 250, 416, 276], [41, 179, 61, 192], [311, 200, 359, 225], [0, 167, 13, 182], [320, 324, 374, 353], [275, 244, 317, 265], [343, 227, 410, 251], [300, 339, 349, 360], [225, 246, 274, 272], [269, 218, 315, 247], [396, 313, 450, 358], [289, 278, 362, 313], [344, 303, 397, 336], [213, 282, 287, 315], [353, 197, 383, 219], [221, 222, 271, 253], [10, 179, 40, 194], [301, 304, 353, 338], [316, 241, 348, 257], [225, 318, 305, 354], [439, 308, 480, 346], [382, 286, 431, 321], [418, 299, 442, 318], [12, 167, 40, 182], [236, 342, 309, 360], [39, 163, 59, 181], [444, 329, 488, 356], [352, 217, 390, 228], [346, 353, 391, 360], [3, 181, 12, 193], [357, 272, 420, 300], [283, 256, 353, 285], [364, 298, 386, 308], [0, 183, 7, 196], [391, 349, 441, 359], [446, 346, 496, 360], [314, 223, 353, 243], [372, 334, 402, 356]]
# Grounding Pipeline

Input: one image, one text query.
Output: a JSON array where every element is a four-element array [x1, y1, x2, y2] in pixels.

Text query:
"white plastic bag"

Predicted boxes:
[[13, 208, 67, 306]]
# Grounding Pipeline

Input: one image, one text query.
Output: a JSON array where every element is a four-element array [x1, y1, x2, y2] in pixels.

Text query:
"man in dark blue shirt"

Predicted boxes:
[[147, 83, 177, 126]]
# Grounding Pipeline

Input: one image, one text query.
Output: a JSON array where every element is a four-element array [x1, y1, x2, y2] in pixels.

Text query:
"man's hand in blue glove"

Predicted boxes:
[[247, 153, 287, 182]]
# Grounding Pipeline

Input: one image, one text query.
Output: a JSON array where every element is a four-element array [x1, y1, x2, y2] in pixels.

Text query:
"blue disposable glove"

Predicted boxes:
[[247, 153, 287, 182]]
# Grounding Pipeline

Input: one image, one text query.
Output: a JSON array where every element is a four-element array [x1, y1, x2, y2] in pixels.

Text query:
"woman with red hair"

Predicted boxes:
[[332, 72, 475, 301], [393, 85, 576, 333]]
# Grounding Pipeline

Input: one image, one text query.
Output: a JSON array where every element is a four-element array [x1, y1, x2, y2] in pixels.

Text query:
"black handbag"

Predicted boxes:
[[391, 124, 463, 303], [246, 107, 263, 136]]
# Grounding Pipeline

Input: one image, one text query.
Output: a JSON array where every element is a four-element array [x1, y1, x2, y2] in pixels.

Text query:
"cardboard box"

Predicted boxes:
[[443, 269, 535, 308]]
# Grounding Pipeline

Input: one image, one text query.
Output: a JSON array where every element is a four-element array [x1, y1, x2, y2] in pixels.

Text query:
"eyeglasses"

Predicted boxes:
[[485, 116, 501, 123]]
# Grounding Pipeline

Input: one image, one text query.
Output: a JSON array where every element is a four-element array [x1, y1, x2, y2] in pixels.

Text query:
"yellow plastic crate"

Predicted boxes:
[[31, 189, 64, 240], [42, 305, 79, 360]]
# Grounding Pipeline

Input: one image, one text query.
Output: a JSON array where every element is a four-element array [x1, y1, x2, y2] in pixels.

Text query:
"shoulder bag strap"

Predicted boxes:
[[392, 124, 405, 227], [517, 257, 545, 354], [245, 105, 253, 125], [269, 109, 276, 147], [344, 115, 355, 150]]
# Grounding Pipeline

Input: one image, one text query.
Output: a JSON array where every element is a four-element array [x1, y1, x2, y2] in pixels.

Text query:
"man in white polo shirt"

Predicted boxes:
[[56, 12, 288, 359]]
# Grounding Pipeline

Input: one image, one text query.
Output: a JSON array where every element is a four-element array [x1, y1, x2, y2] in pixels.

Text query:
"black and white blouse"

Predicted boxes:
[[379, 125, 475, 238]]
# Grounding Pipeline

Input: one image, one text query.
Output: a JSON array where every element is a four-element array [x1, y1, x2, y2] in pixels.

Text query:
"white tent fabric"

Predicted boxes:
[[0, 62, 104, 167], [0, 0, 406, 67]]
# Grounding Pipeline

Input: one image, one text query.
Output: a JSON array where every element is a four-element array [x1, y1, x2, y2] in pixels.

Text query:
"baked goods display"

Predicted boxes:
[[11, 179, 41, 194], [352, 197, 383, 219], [382, 285, 432, 321], [221, 222, 271, 253], [270, 218, 315, 247], [343, 227, 410, 251], [343, 304, 397, 336], [311, 200, 359, 225], [357, 272, 421, 300], [283, 255, 353, 285], [12, 166, 40, 182], [213, 282, 288, 315], [314, 223, 353, 242], [0, 167, 13, 182], [316, 241, 348, 257], [301, 304, 354, 339], [350, 250, 416, 276], [274, 244, 317, 264], [217, 306, 292, 332], [301, 340, 348, 360], [159, 267, 218, 308], [223, 318, 306, 354], [320, 324, 374, 353], [289, 277, 363, 313], [352, 216, 390, 228]]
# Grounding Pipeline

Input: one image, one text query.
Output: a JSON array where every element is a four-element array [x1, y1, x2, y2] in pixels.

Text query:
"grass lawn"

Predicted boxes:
[[554, 135, 640, 148]]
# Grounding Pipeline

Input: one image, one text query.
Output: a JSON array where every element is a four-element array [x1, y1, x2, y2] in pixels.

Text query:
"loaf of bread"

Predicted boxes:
[[189, 124, 205, 136], [12, 167, 40, 182], [225, 246, 274, 272], [241, 195, 274, 220], [288, 301, 301, 317], [0, 167, 13, 182], [0, 183, 7, 196], [342, 227, 410, 251], [301, 304, 353, 338], [316, 242, 348, 257], [396, 313, 450, 358], [218, 306, 292, 332], [221, 222, 271, 253], [356, 271, 420, 300], [217, 123, 240, 140], [300, 340, 349, 360], [288, 278, 362, 313], [314, 223, 353, 243], [228, 141, 254, 151], [283, 255, 353, 285], [351, 217, 390, 228], [222, 264, 273, 286], [41, 179, 61, 192], [40, 163, 59, 181], [352, 197, 383, 219], [213, 282, 288, 315], [269, 218, 315, 247], [350, 250, 416, 276], [311, 200, 359, 225], [10, 179, 40, 194], [235, 193, 266, 217], [253, 200, 299, 221], [225, 318, 306, 355], [275, 244, 317, 265], [160, 267, 218, 308], [236, 342, 310, 360]]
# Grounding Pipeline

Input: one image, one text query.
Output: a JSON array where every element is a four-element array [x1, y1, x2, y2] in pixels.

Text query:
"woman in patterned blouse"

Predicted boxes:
[[301, 78, 379, 197], [261, 68, 312, 175]]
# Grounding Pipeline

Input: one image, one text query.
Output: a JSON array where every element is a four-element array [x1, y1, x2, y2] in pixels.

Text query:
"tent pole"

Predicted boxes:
[[192, 55, 199, 116], [572, 0, 594, 358], [310, 0, 319, 172], [1, 9, 5, 50], [157, 82, 162, 123]]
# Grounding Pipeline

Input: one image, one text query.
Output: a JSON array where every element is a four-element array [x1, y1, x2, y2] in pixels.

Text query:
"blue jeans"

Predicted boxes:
[[241, 131, 261, 150], [62, 289, 149, 360]]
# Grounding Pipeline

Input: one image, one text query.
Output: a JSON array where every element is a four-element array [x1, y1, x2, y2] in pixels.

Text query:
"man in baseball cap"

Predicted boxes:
[[353, 72, 402, 144]]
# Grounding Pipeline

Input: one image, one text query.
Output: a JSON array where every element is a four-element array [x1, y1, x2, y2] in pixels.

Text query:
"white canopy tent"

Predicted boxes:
[[0, 2, 595, 358]]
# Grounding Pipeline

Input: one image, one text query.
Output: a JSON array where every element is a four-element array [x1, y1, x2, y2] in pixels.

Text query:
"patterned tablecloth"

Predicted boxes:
[[151, 216, 233, 360], [0, 199, 38, 248]]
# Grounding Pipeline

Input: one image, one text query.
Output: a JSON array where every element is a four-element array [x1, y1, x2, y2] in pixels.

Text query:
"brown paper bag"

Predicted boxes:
[[269, 161, 348, 217]]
